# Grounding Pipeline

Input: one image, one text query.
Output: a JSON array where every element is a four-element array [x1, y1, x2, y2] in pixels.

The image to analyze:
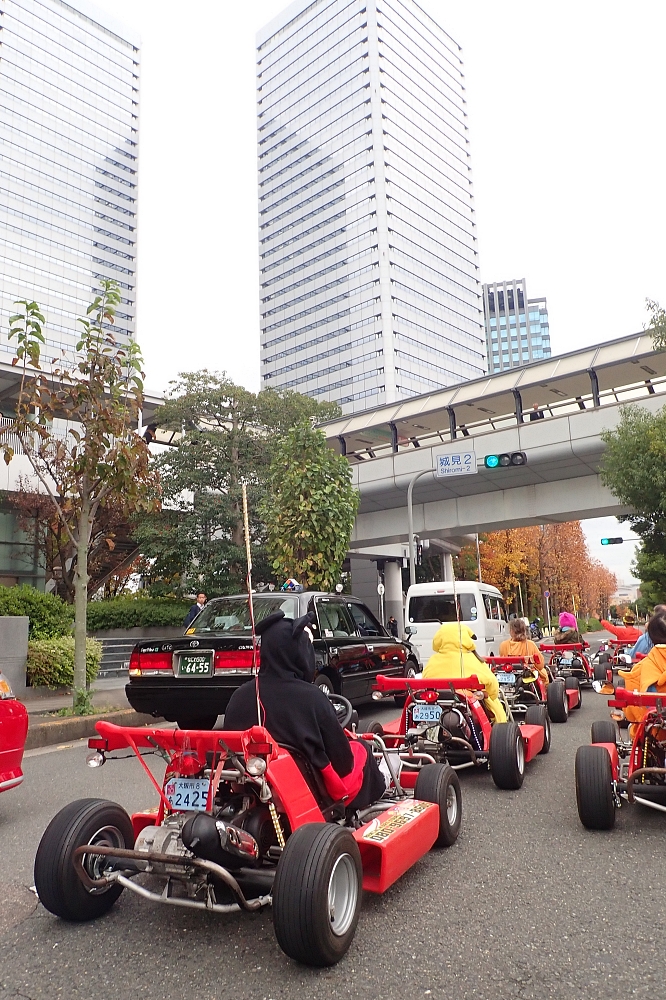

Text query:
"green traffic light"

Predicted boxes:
[[601, 538, 609, 545], [601, 537, 623, 545], [485, 455, 500, 468]]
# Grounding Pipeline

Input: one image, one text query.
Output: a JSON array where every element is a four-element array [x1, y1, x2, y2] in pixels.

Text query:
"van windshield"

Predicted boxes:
[[408, 594, 477, 623]]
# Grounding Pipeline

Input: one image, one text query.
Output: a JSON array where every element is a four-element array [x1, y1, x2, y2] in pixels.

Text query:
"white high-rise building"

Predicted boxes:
[[257, 0, 485, 414], [0, 0, 140, 365]]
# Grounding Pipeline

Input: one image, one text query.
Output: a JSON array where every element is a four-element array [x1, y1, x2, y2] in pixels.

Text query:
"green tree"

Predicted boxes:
[[632, 548, 666, 606], [646, 298, 666, 351], [135, 372, 339, 595], [262, 420, 359, 591], [1, 282, 159, 712]]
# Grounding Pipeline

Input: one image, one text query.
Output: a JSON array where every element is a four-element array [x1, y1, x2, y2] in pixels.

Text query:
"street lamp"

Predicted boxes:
[[407, 468, 435, 588]]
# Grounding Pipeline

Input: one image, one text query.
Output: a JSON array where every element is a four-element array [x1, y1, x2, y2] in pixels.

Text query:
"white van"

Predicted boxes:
[[404, 582, 510, 667]]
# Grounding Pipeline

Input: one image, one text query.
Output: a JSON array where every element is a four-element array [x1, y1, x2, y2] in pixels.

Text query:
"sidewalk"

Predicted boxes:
[[21, 676, 129, 715]]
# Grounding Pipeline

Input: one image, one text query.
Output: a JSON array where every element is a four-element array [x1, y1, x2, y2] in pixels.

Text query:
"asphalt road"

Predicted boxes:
[[2, 635, 665, 1000]]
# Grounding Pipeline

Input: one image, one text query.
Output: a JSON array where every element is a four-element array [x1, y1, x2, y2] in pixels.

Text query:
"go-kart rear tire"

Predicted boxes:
[[414, 763, 462, 847], [575, 745, 616, 830], [489, 722, 525, 790], [176, 716, 217, 731], [565, 675, 582, 709], [547, 678, 569, 723], [591, 720, 617, 745], [394, 661, 417, 707], [524, 705, 551, 754], [273, 823, 362, 966], [366, 721, 384, 736], [34, 798, 134, 921], [593, 664, 608, 683]]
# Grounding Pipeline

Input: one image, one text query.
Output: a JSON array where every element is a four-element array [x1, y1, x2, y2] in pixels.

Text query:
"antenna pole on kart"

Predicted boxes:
[[241, 482, 261, 724]]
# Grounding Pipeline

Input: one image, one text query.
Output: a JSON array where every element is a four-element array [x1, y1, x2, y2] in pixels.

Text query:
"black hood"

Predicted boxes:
[[256, 610, 316, 683]]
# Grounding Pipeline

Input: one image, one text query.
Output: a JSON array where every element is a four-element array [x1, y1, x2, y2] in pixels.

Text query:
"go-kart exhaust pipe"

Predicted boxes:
[[182, 812, 260, 867], [372, 690, 384, 701]]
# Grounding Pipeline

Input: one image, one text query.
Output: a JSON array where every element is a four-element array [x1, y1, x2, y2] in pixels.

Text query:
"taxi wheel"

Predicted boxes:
[[575, 745, 616, 830], [394, 660, 417, 708], [414, 762, 462, 847], [525, 705, 551, 754], [34, 798, 134, 921], [273, 823, 362, 966]]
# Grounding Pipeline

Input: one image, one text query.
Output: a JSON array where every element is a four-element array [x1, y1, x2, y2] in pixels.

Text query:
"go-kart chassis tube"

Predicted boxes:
[[625, 766, 666, 804], [72, 844, 270, 911], [110, 873, 271, 915]]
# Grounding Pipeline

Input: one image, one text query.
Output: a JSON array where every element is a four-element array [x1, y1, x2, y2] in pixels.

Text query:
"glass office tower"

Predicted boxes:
[[483, 279, 551, 373], [0, 0, 139, 364], [257, 0, 485, 413]]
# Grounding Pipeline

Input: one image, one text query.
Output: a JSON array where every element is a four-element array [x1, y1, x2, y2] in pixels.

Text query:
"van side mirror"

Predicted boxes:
[[405, 625, 417, 635]]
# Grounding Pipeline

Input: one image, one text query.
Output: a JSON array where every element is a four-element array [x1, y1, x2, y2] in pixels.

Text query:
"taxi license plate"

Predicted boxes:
[[412, 703, 442, 723], [177, 653, 213, 676], [165, 777, 210, 811], [498, 672, 516, 685]]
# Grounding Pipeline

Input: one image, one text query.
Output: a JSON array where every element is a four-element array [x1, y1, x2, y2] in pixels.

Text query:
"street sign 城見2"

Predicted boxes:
[[435, 451, 477, 478]]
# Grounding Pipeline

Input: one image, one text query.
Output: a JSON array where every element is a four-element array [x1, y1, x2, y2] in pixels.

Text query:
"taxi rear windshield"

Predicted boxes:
[[191, 596, 299, 633], [408, 594, 477, 623]]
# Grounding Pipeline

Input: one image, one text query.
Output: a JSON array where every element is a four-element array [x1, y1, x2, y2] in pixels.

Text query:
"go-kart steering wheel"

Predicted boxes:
[[328, 693, 354, 729]]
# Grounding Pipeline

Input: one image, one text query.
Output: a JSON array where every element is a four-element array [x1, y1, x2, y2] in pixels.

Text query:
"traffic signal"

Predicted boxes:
[[601, 537, 623, 545], [484, 452, 527, 469]]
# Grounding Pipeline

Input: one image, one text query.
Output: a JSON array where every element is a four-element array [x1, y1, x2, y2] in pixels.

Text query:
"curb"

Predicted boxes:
[[25, 709, 164, 750]]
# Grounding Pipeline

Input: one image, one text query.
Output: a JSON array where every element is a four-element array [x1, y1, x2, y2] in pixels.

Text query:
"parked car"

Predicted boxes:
[[404, 581, 510, 666], [126, 592, 417, 728], [0, 671, 28, 794]]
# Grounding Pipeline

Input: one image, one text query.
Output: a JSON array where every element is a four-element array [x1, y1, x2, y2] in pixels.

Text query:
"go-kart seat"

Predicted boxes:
[[278, 743, 343, 817]]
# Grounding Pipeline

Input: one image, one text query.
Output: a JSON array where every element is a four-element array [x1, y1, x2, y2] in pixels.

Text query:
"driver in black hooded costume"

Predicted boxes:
[[224, 610, 385, 810]]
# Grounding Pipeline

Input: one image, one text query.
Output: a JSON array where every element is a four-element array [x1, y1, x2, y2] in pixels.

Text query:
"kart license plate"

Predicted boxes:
[[412, 703, 442, 723], [559, 658, 573, 667], [177, 653, 213, 676], [165, 777, 210, 811], [498, 672, 516, 685]]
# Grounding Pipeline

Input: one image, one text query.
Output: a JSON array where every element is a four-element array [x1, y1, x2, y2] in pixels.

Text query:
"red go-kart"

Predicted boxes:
[[540, 642, 596, 700], [575, 689, 666, 830], [34, 704, 462, 966], [0, 671, 28, 795], [486, 653, 574, 726], [369, 673, 547, 790]]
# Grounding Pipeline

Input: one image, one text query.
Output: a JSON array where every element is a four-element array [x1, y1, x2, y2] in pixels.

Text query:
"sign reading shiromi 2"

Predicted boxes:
[[435, 451, 477, 478]]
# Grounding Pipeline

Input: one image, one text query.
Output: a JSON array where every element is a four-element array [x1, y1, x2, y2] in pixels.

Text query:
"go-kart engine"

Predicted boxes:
[[134, 815, 193, 874], [440, 708, 472, 742]]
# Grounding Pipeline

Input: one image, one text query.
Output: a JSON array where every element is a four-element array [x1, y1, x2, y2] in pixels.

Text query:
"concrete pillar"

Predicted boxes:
[[349, 557, 381, 618], [0, 616, 28, 697], [442, 553, 454, 581], [384, 561, 404, 634]]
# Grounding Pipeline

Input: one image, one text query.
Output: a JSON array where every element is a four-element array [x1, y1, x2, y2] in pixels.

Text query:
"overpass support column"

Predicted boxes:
[[442, 553, 454, 581], [384, 561, 404, 634]]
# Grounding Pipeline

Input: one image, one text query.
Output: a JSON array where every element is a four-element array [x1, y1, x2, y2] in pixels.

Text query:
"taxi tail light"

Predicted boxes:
[[214, 650, 256, 670], [139, 651, 173, 670]]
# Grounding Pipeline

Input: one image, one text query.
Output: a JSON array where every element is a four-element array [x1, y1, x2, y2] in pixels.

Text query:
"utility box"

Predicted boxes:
[[0, 616, 28, 697]]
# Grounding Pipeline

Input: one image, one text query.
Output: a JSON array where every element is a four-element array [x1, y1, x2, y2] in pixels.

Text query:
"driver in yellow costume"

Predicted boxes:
[[422, 622, 507, 723]]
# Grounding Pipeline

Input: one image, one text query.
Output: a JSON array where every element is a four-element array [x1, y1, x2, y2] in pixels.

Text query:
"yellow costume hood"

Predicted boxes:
[[423, 623, 480, 678]]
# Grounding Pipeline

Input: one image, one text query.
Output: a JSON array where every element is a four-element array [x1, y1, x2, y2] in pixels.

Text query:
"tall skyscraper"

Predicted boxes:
[[257, 0, 485, 413], [483, 279, 551, 374], [0, 0, 139, 365]]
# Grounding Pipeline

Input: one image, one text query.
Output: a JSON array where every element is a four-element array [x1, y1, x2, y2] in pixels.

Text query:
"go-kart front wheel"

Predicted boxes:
[[524, 704, 551, 754], [34, 798, 134, 921], [547, 678, 569, 723], [591, 720, 617, 745], [489, 722, 525, 790], [414, 762, 462, 847], [575, 745, 616, 830], [273, 823, 362, 966]]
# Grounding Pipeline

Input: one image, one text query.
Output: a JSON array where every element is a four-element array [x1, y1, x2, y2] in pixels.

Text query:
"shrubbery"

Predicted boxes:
[[0, 585, 73, 638], [27, 637, 102, 688], [582, 617, 603, 632], [86, 597, 191, 631]]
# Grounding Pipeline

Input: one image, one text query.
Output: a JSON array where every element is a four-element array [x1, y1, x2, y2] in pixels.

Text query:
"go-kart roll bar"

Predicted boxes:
[[374, 674, 482, 693], [484, 656, 535, 668], [609, 690, 666, 710], [539, 643, 586, 652]]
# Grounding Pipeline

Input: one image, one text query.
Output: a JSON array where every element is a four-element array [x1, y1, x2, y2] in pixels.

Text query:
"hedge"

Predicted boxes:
[[86, 597, 191, 632], [26, 637, 102, 689], [0, 585, 73, 638]]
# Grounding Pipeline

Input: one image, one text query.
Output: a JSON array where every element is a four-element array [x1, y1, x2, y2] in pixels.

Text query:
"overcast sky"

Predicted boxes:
[[94, 0, 665, 584]]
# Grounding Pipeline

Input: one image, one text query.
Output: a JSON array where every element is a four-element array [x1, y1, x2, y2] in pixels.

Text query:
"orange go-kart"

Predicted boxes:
[[575, 689, 666, 830], [33, 708, 461, 966], [368, 673, 547, 791], [486, 653, 575, 727], [540, 641, 595, 706]]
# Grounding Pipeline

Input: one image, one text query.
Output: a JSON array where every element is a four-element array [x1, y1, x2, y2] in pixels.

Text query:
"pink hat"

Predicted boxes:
[[559, 612, 577, 630]]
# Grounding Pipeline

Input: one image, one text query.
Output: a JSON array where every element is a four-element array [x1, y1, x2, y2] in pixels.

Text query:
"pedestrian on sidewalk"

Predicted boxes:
[[184, 592, 207, 628]]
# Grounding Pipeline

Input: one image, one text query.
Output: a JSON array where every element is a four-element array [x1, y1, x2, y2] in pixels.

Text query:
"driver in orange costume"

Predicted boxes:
[[422, 622, 507, 723], [615, 612, 666, 732]]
